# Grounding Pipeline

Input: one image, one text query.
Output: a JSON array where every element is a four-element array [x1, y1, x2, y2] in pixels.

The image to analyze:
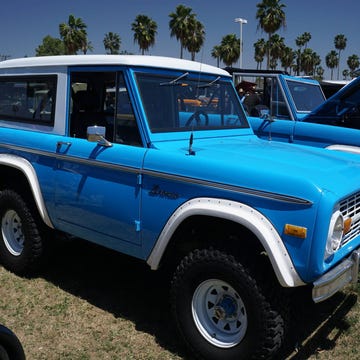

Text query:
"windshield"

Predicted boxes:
[[286, 79, 325, 112], [136, 72, 249, 133]]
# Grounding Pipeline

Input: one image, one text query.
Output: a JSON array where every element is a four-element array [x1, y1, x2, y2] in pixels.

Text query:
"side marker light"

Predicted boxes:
[[284, 224, 307, 239]]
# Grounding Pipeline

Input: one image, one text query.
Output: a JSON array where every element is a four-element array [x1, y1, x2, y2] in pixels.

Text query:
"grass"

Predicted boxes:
[[0, 238, 359, 360]]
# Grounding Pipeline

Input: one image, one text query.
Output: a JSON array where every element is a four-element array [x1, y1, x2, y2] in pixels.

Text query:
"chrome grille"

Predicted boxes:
[[340, 192, 360, 245]]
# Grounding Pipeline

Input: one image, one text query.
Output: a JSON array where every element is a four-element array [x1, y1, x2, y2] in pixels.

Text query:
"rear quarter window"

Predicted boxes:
[[0, 75, 57, 125]]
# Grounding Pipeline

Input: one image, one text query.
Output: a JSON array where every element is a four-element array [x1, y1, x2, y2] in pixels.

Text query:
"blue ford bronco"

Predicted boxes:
[[228, 68, 360, 154], [0, 55, 359, 360]]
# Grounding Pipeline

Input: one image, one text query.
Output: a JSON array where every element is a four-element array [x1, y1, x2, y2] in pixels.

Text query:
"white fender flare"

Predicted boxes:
[[147, 197, 305, 288], [326, 144, 360, 154], [0, 154, 54, 228]]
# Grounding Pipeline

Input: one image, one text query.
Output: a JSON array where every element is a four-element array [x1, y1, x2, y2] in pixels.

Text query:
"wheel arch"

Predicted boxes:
[[0, 154, 54, 229], [147, 197, 304, 288]]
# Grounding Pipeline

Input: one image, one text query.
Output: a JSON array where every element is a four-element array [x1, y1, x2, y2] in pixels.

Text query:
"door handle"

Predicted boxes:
[[56, 141, 72, 152]]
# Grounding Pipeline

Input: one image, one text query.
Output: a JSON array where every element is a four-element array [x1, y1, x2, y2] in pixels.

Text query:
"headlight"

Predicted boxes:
[[325, 210, 344, 259]]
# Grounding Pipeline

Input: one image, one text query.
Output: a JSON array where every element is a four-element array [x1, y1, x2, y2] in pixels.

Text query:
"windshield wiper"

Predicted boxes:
[[197, 76, 221, 88], [160, 72, 189, 86]]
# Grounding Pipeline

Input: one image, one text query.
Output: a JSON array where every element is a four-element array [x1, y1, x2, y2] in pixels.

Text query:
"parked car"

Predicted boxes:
[[318, 79, 348, 98], [305, 76, 360, 128], [0, 56, 359, 360], [225, 68, 326, 121], [0, 324, 25, 360], [228, 69, 360, 153]]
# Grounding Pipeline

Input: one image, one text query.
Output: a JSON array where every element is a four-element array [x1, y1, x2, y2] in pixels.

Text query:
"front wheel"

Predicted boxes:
[[170, 249, 285, 360], [0, 189, 43, 275]]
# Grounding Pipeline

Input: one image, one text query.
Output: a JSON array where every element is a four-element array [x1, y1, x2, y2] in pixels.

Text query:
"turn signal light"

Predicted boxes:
[[344, 217, 352, 234], [284, 224, 307, 239]]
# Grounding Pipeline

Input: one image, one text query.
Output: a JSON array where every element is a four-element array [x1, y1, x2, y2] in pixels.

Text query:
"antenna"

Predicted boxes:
[[187, 132, 195, 156]]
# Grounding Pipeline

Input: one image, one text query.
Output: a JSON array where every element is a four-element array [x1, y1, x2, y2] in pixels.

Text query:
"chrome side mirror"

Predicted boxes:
[[260, 109, 274, 122], [87, 126, 112, 147]]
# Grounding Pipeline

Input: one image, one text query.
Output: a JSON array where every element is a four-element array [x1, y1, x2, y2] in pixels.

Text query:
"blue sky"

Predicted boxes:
[[0, 0, 358, 79]]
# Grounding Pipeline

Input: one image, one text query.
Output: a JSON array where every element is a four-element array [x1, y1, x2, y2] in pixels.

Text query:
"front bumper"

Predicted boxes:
[[312, 248, 360, 303]]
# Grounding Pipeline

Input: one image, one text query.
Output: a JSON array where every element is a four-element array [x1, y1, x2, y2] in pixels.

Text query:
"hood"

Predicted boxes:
[[146, 134, 360, 203]]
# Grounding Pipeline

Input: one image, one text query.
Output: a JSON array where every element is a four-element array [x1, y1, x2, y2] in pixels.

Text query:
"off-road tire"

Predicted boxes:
[[170, 249, 285, 360], [0, 189, 43, 275]]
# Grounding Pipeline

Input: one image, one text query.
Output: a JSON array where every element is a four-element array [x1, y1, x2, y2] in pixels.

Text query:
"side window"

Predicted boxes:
[[234, 75, 291, 119], [69, 71, 142, 146], [235, 76, 265, 117], [0, 76, 56, 124], [114, 73, 142, 146], [70, 71, 115, 139], [270, 78, 291, 120]]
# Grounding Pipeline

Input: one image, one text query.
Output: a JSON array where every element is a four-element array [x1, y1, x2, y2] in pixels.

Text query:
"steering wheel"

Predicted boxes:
[[185, 110, 209, 127]]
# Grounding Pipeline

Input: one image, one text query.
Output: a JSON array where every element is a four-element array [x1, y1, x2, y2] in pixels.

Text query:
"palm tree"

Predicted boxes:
[[347, 54, 360, 78], [103, 32, 121, 54], [334, 34, 347, 80], [81, 40, 93, 55], [185, 19, 205, 61], [169, 5, 196, 59], [131, 15, 157, 55], [268, 33, 285, 69], [301, 48, 317, 75], [59, 14, 87, 55], [254, 38, 266, 69], [342, 69, 350, 80], [315, 66, 324, 81], [280, 46, 295, 73], [254, 53, 264, 70], [295, 32, 312, 75], [211, 45, 221, 67], [256, 0, 286, 69], [325, 50, 339, 80], [219, 34, 240, 67], [311, 52, 321, 77], [297, 32, 311, 49]]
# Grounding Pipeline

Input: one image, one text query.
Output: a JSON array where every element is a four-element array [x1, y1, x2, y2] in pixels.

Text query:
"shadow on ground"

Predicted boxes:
[[276, 289, 357, 359], [39, 237, 358, 360]]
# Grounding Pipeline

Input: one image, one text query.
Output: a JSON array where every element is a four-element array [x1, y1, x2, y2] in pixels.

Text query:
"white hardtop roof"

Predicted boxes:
[[0, 55, 230, 77]]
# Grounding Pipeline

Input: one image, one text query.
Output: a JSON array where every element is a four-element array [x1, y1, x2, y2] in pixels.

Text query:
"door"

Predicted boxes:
[[54, 69, 145, 256]]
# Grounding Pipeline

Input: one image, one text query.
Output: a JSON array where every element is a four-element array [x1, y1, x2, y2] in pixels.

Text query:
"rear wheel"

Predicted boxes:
[[0, 190, 43, 274], [171, 249, 285, 360]]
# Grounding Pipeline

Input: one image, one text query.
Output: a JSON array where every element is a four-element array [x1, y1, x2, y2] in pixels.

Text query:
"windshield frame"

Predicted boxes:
[[134, 69, 249, 136]]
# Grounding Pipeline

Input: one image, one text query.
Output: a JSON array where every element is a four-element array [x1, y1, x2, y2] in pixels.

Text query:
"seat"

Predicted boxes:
[[70, 90, 108, 138]]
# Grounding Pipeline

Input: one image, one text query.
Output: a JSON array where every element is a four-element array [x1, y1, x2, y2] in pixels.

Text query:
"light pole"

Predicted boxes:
[[235, 17, 247, 68]]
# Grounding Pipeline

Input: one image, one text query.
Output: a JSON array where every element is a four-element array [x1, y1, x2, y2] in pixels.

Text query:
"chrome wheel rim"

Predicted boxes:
[[192, 279, 247, 348]]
